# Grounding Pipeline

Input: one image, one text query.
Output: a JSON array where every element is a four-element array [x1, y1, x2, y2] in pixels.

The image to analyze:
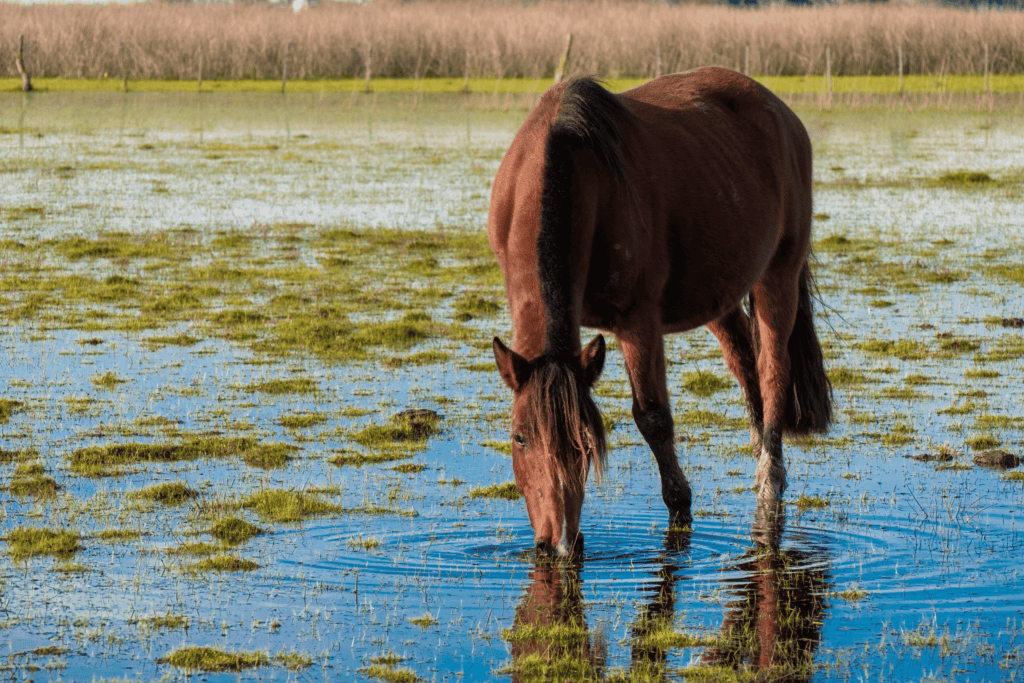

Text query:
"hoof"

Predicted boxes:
[[668, 507, 693, 529], [755, 450, 786, 505], [662, 477, 692, 527]]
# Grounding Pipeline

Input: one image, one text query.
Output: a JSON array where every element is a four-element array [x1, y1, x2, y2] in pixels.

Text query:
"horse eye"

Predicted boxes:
[[513, 433, 527, 449]]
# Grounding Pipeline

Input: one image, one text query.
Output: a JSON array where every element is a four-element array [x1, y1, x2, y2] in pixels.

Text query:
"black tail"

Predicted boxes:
[[538, 77, 633, 360], [783, 263, 833, 434], [748, 262, 833, 434]]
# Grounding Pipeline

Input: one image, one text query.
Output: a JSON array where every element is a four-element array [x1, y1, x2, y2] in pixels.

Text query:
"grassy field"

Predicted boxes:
[[4, 2, 1024, 82], [6, 73, 1024, 97]]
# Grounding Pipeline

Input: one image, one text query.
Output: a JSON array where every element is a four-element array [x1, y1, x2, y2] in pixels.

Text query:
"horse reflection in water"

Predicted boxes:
[[505, 558, 606, 681], [504, 511, 830, 681]]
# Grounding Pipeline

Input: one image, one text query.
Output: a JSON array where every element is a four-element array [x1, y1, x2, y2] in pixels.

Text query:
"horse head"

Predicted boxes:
[[492, 334, 607, 556]]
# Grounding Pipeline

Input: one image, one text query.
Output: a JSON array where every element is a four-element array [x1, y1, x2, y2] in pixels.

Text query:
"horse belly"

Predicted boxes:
[[659, 213, 777, 332]]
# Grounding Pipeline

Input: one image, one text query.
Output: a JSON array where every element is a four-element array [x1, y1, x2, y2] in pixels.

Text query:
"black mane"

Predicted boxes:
[[537, 77, 633, 360]]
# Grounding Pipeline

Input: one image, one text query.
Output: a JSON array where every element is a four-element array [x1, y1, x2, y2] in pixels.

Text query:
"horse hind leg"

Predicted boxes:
[[706, 303, 764, 459], [748, 270, 800, 507], [618, 322, 693, 527]]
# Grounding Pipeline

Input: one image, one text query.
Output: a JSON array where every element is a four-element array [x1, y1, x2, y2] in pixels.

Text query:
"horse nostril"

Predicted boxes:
[[534, 540, 553, 555]]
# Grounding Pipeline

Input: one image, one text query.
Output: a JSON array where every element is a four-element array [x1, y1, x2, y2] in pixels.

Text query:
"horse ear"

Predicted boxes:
[[580, 334, 606, 388], [493, 337, 531, 392]]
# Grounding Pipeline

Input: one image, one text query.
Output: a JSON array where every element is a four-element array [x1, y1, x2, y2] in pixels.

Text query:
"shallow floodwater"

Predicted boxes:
[[1, 92, 1023, 681]]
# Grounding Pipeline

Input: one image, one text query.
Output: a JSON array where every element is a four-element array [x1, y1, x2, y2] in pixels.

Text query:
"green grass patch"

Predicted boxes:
[[676, 409, 746, 430], [381, 351, 451, 368], [468, 482, 521, 501], [240, 443, 297, 469], [7, 462, 60, 497], [833, 585, 869, 602], [239, 489, 342, 523], [0, 398, 24, 424], [208, 517, 264, 545], [828, 367, 871, 386], [91, 371, 128, 389], [681, 371, 731, 397], [53, 235, 173, 261], [966, 434, 1002, 451], [453, 293, 500, 321], [138, 612, 190, 631], [245, 378, 317, 394], [393, 463, 426, 474], [330, 450, 412, 467], [128, 481, 198, 505], [191, 554, 260, 572], [965, 368, 1000, 379], [792, 494, 828, 511], [351, 410, 441, 448], [95, 528, 144, 542], [1005, 471, 1024, 481], [277, 412, 328, 429], [158, 646, 268, 672], [408, 612, 439, 629], [359, 663, 422, 683], [351, 316, 431, 347], [5, 527, 80, 560], [346, 535, 381, 551], [69, 436, 259, 476], [859, 339, 928, 360], [935, 171, 994, 186], [634, 622, 719, 650]]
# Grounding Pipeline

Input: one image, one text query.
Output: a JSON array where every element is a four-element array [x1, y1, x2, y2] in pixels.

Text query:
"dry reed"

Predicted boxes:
[[2, 2, 1023, 82]]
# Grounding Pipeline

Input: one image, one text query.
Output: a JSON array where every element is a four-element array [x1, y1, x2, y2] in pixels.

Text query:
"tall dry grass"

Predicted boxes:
[[2, 2, 1023, 81]]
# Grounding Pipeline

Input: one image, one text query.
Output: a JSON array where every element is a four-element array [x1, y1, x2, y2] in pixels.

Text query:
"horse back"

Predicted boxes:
[[592, 68, 813, 332]]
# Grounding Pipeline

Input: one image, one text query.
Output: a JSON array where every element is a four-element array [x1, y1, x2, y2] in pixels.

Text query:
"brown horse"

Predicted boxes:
[[489, 67, 832, 556]]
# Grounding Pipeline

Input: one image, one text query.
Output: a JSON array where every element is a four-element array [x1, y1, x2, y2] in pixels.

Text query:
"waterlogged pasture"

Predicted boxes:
[[1, 91, 1024, 682]]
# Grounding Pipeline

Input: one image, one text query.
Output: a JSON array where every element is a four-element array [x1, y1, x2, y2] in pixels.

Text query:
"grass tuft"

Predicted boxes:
[[191, 554, 260, 572], [468, 482, 521, 501], [681, 370, 731, 397], [208, 517, 265, 545], [158, 646, 268, 672], [129, 481, 198, 505], [240, 489, 342, 523], [5, 527, 80, 560]]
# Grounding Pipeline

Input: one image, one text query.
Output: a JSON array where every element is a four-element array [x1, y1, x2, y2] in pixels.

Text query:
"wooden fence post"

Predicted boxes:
[[984, 42, 989, 94], [554, 33, 573, 84], [198, 43, 203, 93], [281, 42, 289, 94], [898, 45, 903, 95], [825, 46, 832, 107], [15, 34, 32, 92], [119, 38, 127, 92], [655, 44, 662, 79], [364, 43, 372, 94], [744, 45, 750, 76]]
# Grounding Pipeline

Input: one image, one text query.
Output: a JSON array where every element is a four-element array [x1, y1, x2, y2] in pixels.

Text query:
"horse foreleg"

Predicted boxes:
[[749, 275, 799, 508], [707, 306, 764, 459], [619, 324, 693, 527]]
